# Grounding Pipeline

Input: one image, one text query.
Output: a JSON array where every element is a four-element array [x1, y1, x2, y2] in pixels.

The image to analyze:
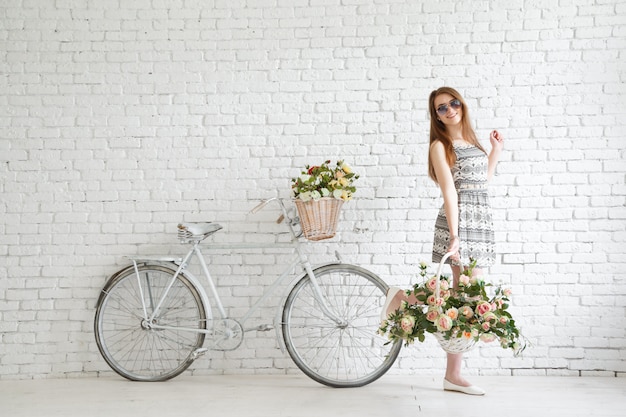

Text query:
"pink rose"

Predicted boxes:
[[426, 294, 444, 306], [459, 306, 474, 319], [436, 314, 453, 332], [476, 301, 491, 317], [482, 322, 491, 331], [400, 315, 415, 333], [426, 277, 438, 291], [439, 279, 449, 291], [426, 309, 439, 322], [483, 312, 497, 323], [446, 308, 459, 320], [459, 275, 470, 286], [503, 288, 512, 297], [499, 316, 509, 324]]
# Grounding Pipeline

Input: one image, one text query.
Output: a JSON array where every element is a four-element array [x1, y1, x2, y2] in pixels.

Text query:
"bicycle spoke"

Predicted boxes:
[[282, 264, 401, 387], [95, 265, 206, 381]]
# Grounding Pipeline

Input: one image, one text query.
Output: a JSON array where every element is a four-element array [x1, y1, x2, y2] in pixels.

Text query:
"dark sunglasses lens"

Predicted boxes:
[[436, 105, 448, 115], [436, 99, 462, 116]]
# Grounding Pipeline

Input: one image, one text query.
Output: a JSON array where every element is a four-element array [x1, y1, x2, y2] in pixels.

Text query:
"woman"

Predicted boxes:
[[381, 87, 504, 395]]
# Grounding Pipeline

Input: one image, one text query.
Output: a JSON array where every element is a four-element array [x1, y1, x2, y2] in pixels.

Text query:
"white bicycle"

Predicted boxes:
[[94, 198, 402, 388]]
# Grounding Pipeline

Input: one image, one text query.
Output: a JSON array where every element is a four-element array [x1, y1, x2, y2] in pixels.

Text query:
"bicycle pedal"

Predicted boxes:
[[254, 324, 274, 332], [191, 348, 209, 359]]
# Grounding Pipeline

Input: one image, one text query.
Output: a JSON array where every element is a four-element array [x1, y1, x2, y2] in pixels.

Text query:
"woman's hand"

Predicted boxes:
[[490, 130, 504, 153], [448, 235, 460, 262], [487, 130, 504, 182]]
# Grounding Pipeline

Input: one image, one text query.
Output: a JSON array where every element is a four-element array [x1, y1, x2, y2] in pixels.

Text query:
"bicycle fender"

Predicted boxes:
[[97, 264, 139, 304], [97, 262, 212, 322], [285, 260, 341, 290], [99, 262, 179, 293]]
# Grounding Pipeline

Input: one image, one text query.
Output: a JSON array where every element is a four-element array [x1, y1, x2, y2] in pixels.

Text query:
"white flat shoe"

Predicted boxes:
[[380, 287, 403, 322], [443, 379, 485, 396]]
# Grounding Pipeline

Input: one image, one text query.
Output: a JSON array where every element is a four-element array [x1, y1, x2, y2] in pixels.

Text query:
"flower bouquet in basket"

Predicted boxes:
[[378, 258, 526, 355], [290, 160, 359, 241]]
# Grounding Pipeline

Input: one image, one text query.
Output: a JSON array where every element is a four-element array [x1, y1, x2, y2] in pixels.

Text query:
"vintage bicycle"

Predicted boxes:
[[94, 198, 402, 387]]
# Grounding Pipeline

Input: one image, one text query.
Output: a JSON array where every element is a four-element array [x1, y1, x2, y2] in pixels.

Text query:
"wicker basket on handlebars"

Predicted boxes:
[[294, 197, 344, 241]]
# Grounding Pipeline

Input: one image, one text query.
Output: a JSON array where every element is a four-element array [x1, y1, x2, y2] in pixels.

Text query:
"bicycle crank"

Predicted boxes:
[[211, 318, 244, 351]]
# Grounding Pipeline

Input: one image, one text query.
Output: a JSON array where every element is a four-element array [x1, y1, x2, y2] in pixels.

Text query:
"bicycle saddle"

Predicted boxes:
[[177, 222, 223, 242]]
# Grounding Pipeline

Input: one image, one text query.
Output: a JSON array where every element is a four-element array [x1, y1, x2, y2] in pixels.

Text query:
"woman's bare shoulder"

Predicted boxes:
[[429, 139, 446, 154]]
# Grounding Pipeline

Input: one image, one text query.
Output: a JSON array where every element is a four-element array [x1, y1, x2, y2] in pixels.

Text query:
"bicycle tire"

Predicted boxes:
[[282, 264, 402, 388], [94, 264, 207, 381]]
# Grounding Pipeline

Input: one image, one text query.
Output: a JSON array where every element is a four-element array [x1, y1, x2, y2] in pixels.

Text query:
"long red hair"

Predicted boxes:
[[427, 87, 486, 184]]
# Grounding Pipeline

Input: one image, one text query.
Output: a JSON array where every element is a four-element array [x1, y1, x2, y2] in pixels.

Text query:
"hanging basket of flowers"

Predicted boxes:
[[291, 160, 358, 241], [433, 331, 477, 354], [379, 252, 526, 356]]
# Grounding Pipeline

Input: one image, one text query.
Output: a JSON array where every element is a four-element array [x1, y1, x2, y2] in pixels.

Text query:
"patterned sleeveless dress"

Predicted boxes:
[[432, 143, 495, 268]]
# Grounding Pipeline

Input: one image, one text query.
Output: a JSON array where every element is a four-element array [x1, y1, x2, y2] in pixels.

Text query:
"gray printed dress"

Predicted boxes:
[[432, 143, 495, 268]]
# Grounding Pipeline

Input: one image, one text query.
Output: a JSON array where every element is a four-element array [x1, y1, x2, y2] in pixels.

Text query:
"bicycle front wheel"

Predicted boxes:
[[94, 264, 207, 381], [282, 264, 402, 388]]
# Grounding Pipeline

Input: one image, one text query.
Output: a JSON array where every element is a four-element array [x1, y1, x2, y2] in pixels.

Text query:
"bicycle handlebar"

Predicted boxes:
[[249, 197, 302, 239], [249, 198, 277, 214]]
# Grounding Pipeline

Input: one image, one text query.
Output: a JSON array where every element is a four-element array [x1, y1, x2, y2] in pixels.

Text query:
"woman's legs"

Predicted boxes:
[[380, 287, 419, 321], [444, 265, 482, 387], [381, 262, 485, 392]]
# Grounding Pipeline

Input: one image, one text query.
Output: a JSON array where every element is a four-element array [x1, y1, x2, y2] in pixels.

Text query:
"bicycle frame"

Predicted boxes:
[[127, 198, 345, 349]]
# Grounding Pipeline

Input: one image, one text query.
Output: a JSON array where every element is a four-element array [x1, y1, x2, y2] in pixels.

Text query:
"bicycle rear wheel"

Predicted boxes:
[[282, 264, 402, 388], [94, 264, 207, 381]]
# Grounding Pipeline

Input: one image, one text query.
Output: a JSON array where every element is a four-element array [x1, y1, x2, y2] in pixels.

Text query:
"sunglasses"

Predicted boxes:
[[436, 99, 462, 116]]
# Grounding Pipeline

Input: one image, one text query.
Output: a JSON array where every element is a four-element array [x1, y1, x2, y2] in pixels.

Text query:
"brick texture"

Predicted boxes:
[[1, 0, 625, 379]]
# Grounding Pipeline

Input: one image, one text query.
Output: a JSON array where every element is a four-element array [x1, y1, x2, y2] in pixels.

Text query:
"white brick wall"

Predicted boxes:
[[1, 0, 625, 379]]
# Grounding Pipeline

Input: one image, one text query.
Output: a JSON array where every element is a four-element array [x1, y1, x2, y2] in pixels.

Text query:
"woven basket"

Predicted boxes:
[[294, 197, 344, 241], [432, 251, 477, 354], [434, 332, 476, 354]]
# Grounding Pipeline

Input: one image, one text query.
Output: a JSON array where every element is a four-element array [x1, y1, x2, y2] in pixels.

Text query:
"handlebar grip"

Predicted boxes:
[[250, 199, 271, 214]]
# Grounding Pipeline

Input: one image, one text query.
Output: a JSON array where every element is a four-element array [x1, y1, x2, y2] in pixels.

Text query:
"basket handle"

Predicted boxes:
[[435, 251, 455, 279], [434, 251, 455, 296]]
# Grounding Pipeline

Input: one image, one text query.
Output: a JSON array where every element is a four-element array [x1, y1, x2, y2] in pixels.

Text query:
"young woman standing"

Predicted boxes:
[[381, 86, 504, 395]]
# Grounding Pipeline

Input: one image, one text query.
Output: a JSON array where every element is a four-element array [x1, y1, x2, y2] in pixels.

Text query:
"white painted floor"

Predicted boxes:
[[1, 374, 625, 417]]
